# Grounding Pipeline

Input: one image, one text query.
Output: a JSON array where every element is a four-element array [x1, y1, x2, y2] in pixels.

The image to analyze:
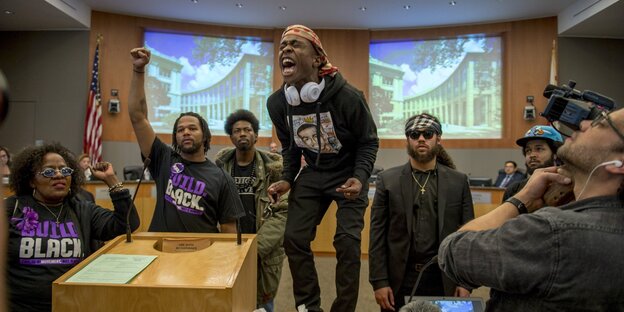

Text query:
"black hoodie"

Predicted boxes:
[[267, 73, 379, 186]]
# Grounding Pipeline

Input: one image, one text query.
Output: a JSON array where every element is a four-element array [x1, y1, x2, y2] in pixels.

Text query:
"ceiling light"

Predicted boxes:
[[403, 5, 411, 10], [449, 1, 457, 5], [359, 6, 367, 12], [4, 10, 14, 14], [191, 0, 198, 3], [235, 3, 243, 8], [278, 5, 287, 11]]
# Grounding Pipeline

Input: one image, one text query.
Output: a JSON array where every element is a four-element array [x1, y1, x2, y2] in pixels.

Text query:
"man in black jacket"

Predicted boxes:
[[369, 113, 473, 311], [266, 25, 379, 312]]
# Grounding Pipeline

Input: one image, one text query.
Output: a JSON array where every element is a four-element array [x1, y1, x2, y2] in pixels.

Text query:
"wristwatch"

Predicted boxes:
[[506, 197, 528, 214]]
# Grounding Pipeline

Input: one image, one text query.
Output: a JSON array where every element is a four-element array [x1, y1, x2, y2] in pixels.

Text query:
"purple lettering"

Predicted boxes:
[[66, 222, 79, 238], [21, 228, 35, 237], [59, 223, 69, 237], [171, 174, 182, 187], [185, 177, 196, 192], [179, 175, 190, 189], [36, 221, 49, 237], [193, 181, 205, 195], [50, 222, 60, 239]]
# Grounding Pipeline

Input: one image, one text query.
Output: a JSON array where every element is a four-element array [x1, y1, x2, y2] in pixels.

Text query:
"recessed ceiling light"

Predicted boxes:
[[235, 3, 243, 8], [449, 1, 457, 5], [278, 5, 287, 11], [4, 10, 14, 14], [191, 0, 198, 3], [359, 6, 367, 12], [403, 5, 411, 9]]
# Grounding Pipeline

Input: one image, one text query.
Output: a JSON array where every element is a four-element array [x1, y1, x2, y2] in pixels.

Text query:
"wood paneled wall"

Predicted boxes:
[[90, 11, 556, 149]]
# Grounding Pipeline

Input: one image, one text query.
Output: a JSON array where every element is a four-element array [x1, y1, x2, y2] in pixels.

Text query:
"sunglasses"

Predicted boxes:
[[407, 130, 435, 140], [38, 167, 74, 178]]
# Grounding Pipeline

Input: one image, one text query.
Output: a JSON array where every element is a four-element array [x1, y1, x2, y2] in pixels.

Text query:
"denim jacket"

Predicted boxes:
[[439, 195, 624, 311]]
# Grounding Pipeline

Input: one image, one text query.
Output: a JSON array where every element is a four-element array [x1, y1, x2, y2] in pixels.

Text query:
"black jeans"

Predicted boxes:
[[284, 166, 368, 312]]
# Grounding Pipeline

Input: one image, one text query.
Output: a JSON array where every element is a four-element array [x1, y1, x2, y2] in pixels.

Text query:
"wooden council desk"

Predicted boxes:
[[2, 182, 505, 255]]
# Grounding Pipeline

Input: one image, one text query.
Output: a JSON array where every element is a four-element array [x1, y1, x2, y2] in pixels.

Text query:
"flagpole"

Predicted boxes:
[[549, 39, 558, 86], [84, 34, 104, 165]]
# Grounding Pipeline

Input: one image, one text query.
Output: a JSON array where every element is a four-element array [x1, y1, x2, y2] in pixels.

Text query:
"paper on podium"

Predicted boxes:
[[66, 254, 157, 284]]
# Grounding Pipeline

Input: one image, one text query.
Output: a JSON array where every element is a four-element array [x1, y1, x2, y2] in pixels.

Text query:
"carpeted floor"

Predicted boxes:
[[273, 256, 490, 312]]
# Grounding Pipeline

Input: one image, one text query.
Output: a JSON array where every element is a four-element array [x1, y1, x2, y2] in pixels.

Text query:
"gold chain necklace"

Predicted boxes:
[[411, 171, 432, 195], [37, 201, 64, 225]]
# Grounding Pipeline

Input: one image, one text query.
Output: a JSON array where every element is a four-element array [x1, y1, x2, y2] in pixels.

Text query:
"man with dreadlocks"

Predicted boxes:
[[128, 47, 244, 233], [266, 25, 379, 312], [369, 113, 473, 312]]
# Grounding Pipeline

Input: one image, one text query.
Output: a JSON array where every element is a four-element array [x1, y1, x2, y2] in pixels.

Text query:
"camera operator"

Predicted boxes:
[[438, 89, 624, 310]]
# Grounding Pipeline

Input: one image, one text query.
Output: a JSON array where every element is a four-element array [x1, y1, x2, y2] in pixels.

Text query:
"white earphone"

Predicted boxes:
[[284, 78, 326, 106], [576, 159, 623, 201], [598, 160, 623, 168]]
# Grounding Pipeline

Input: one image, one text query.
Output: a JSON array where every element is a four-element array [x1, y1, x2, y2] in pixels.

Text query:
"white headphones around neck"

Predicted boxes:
[[284, 78, 325, 106]]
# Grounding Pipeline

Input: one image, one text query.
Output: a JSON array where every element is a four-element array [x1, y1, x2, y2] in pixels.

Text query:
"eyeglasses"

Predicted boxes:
[[38, 167, 74, 178], [591, 111, 624, 144], [407, 130, 435, 140]]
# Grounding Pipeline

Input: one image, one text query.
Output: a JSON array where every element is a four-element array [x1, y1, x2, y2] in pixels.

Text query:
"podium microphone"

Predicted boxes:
[[215, 159, 243, 246], [126, 157, 151, 243], [406, 256, 439, 304]]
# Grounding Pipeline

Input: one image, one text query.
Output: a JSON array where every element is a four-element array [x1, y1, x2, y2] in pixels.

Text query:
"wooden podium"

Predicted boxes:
[[52, 232, 257, 312]]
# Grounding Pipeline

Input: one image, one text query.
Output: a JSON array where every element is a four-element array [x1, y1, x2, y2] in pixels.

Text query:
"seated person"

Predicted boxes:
[[0, 145, 11, 176], [75, 153, 95, 203], [493, 160, 524, 188], [269, 141, 280, 154], [77, 153, 93, 181], [6, 143, 140, 311]]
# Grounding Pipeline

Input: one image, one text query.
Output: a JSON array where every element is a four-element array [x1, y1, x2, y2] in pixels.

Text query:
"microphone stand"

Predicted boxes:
[[126, 158, 151, 243], [236, 218, 242, 245], [215, 159, 243, 246], [407, 256, 438, 304]]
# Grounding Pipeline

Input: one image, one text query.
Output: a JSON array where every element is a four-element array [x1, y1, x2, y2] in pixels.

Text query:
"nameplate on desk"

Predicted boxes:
[[155, 237, 213, 253], [471, 191, 492, 204], [95, 186, 136, 200]]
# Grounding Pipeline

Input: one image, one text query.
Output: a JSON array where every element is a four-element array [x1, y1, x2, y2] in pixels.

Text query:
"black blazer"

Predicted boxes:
[[494, 170, 525, 188], [369, 162, 474, 296]]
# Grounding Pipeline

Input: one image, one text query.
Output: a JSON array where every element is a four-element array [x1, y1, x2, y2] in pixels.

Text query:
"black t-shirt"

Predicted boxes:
[[148, 138, 245, 232], [7, 199, 85, 311], [232, 162, 256, 233]]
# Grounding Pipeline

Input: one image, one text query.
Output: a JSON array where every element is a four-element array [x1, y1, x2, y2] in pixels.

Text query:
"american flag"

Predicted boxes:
[[549, 39, 558, 85], [83, 43, 102, 164]]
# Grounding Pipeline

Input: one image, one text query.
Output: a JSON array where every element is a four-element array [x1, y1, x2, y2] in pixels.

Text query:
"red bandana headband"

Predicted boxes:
[[282, 25, 339, 77]]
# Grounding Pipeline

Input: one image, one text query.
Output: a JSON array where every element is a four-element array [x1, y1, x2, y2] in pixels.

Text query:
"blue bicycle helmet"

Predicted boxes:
[[516, 125, 564, 152]]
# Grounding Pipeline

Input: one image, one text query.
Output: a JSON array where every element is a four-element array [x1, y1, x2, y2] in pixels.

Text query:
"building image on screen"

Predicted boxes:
[[433, 299, 475, 312], [143, 31, 274, 136], [370, 35, 502, 139]]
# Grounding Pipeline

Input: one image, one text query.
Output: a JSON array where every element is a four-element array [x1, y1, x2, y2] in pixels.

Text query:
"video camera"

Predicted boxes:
[[541, 80, 616, 136]]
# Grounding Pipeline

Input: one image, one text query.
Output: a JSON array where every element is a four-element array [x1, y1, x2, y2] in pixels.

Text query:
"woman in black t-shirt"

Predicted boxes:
[[6, 143, 140, 311]]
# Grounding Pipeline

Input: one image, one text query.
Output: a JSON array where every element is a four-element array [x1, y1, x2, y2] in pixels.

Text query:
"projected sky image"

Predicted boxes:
[[144, 31, 274, 135], [369, 35, 502, 139]]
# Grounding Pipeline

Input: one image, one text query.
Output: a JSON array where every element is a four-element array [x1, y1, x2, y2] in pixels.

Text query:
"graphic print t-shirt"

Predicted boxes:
[[233, 162, 256, 233], [292, 112, 342, 154], [8, 201, 84, 311], [148, 138, 245, 233]]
